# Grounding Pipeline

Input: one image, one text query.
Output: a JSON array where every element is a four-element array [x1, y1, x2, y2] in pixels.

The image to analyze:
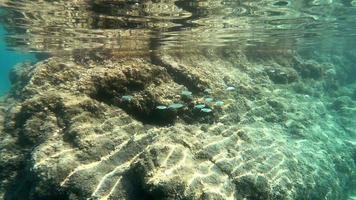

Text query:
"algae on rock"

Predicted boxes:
[[0, 0, 355, 199]]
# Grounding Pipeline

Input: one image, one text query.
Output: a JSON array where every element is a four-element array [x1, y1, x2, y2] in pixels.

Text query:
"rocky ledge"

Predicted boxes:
[[0, 0, 355, 199]]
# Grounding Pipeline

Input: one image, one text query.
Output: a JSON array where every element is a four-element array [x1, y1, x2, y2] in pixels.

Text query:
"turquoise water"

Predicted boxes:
[[0, 24, 36, 96], [0, 1, 355, 200]]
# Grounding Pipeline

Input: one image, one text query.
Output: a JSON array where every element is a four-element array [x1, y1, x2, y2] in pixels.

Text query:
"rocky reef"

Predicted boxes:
[[0, 0, 355, 200]]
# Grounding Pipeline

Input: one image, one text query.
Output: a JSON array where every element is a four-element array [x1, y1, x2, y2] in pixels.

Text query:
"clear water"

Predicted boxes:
[[0, 19, 37, 95], [0, 1, 355, 199]]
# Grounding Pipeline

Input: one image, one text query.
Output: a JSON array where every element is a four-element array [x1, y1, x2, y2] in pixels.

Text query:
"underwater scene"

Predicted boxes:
[[0, 0, 355, 199], [0, 19, 37, 96]]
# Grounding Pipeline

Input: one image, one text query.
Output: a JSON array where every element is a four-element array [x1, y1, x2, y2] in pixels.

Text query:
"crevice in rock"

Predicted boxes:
[[90, 86, 177, 126], [91, 86, 217, 126], [120, 169, 156, 200], [89, 61, 216, 125]]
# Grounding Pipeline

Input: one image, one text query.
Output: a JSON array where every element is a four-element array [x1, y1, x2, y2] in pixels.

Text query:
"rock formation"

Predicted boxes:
[[0, 0, 355, 199]]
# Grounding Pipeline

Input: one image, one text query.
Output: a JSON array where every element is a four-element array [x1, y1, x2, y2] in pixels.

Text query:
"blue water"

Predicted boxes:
[[0, 24, 37, 96]]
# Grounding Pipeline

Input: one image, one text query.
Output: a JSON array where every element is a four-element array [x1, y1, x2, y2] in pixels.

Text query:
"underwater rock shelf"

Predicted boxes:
[[0, 50, 354, 200], [0, 0, 355, 200]]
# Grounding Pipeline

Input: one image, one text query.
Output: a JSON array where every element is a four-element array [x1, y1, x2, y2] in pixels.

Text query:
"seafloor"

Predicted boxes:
[[0, 0, 355, 200]]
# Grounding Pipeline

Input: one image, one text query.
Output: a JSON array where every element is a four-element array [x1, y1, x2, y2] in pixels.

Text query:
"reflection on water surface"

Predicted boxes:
[[0, 0, 356, 54]]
